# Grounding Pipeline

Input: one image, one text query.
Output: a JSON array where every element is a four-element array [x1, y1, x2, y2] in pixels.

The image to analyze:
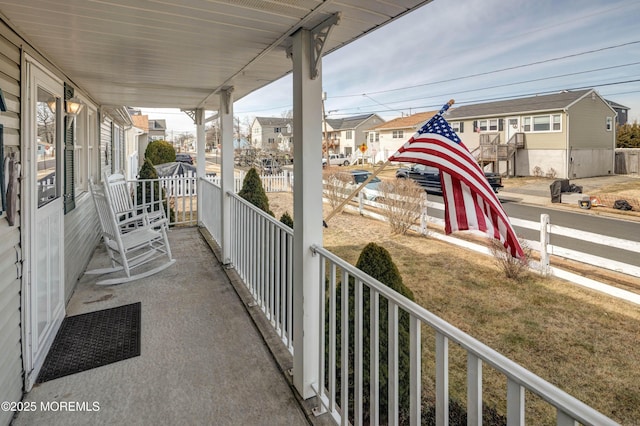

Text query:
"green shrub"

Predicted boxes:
[[136, 158, 174, 223], [331, 243, 415, 424], [145, 140, 176, 165], [279, 211, 293, 228], [238, 167, 274, 216]]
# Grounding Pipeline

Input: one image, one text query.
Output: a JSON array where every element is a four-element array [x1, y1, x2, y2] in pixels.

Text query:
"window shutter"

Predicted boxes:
[[459, 122, 464, 133], [473, 120, 478, 132], [498, 119, 504, 131], [63, 83, 75, 214]]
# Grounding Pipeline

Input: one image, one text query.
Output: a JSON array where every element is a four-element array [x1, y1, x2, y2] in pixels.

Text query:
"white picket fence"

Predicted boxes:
[[157, 170, 293, 196], [328, 190, 640, 282]]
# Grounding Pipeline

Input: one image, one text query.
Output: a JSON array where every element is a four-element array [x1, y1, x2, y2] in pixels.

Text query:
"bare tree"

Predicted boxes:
[[378, 179, 424, 234], [489, 239, 532, 281], [37, 102, 56, 144], [322, 169, 351, 213]]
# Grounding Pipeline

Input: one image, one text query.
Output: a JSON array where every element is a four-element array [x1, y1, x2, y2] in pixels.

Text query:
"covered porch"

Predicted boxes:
[[14, 227, 313, 425]]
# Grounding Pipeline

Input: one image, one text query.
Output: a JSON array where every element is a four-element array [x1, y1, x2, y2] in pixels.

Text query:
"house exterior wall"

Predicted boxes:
[[101, 117, 113, 177], [377, 130, 407, 162], [565, 96, 615, 178], [63, 193, 100, 300], [0, 24, 24, 426]]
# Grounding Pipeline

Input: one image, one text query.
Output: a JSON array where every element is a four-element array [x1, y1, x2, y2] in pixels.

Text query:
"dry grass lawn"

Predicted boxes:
[[267, 191, 640, 425]]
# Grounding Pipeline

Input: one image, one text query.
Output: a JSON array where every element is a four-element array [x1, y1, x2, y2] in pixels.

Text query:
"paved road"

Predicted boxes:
[[427, 194, 640, 268]]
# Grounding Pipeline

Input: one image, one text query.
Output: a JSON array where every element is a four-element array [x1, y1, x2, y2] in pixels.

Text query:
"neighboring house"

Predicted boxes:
[[130, 114, 150, 178], [324, 113, 384, 157], [445, 89, 618, 179], [368, 111, 438, 163], [251, 117, 293, 151], [148, 118, 167, 141], [607, 100, 629, 125]]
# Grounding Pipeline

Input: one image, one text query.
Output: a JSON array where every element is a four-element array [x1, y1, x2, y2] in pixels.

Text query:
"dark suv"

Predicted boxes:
[[395, 164, 503, 194], [176, 153, 194, 165]]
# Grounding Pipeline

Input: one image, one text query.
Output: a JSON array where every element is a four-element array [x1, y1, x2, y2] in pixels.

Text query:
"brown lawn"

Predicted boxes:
[[267, 191, 640, 425]]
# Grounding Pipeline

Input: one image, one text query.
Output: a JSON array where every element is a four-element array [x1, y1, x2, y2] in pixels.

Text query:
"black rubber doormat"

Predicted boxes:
[[36, 302, 141, 384]]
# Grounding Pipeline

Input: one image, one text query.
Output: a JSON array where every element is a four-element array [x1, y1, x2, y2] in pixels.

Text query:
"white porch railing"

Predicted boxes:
[[197, 180, 618, 425], [228, 191, 295, 352], [311, 246, 617, 426], [128, 171, 293, 227]]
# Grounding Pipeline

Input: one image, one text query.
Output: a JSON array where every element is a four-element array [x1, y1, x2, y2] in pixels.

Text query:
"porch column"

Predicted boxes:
[[219, 87, 234, 264], [195, 108, 206, 225], [291, 28, 322, 399]]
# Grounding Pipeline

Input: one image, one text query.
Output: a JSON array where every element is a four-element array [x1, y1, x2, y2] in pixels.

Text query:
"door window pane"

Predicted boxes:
[[37, 88, 58, 207]]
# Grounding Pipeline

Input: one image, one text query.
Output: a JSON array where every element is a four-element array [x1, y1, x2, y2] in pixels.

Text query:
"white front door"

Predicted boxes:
[[506, 117, 520, 142], [23, 60, 65, 389]]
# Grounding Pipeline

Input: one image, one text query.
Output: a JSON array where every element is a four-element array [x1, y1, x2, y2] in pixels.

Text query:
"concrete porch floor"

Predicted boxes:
[[15, 227, 311, 426]]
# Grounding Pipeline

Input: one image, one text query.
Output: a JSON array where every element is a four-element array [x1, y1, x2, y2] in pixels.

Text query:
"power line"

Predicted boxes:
[[326, 79, 640, 118], [333, 62, 640, 112], [331, 40, 640, 100]]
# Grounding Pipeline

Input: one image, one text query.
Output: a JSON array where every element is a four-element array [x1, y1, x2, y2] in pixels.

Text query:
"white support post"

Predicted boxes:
[[220, 88, 234, 265], [291, 28, 322, 400], [195, 108, 206, 226], [540, 214, 550, 276]]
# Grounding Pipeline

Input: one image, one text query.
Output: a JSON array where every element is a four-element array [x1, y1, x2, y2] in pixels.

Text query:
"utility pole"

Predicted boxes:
[[322, 91, 329, 164]]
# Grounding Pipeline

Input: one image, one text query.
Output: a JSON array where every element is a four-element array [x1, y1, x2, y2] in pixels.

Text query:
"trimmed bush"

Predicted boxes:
[[145, 140, 176, 165], [280, 211, 293, 228], [238, 167, 274, 216], [136, 158, 174, 223], [331, 242, 415, 424]]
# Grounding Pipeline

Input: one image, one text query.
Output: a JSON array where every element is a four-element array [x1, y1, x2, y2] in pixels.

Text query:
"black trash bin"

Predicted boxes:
[[550, 179, 570, 203]]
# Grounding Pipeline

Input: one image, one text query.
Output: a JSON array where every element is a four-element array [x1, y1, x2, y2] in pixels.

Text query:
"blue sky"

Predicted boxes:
[[143, 0, 640, 135]]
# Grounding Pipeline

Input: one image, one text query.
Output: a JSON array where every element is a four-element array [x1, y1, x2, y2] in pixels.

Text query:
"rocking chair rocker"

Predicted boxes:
[[87, 180, 175, 285]]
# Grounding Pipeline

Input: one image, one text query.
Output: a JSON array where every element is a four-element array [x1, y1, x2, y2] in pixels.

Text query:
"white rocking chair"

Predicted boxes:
[[87, 180, 175, 285], [102, 171, 168, 231]]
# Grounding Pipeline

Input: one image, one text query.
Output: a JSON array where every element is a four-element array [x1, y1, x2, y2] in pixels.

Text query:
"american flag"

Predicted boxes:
[[389, 111, 525, 259]]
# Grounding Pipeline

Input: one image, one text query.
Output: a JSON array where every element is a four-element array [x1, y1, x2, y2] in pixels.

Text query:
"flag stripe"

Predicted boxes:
[[389, 113, 525, 258]]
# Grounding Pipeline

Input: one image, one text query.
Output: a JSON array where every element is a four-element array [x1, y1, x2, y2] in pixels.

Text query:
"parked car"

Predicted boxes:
[[322, 153, 351, 167], [344, 169, 382, 201], [395, 164, 503, 194], [175, 153, 194, 165]]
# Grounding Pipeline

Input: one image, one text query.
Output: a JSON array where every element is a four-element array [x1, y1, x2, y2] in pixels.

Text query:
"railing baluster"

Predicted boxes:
[[467, 353, 482, 426], [389, 301, 399, 426], [318, 256, 326, 406], [410, 316, 421, 426], [354, 278, 363, 426], [370, 289, 380, 426], [507, 378, 525, 425], [436, 331, 449, 426], [557, 410, 578, 426], [329, 262, 337, 413], [341, 270, 349, 426]]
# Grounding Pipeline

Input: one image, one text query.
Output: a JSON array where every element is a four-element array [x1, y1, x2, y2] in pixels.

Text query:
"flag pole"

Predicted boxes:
[[323, 100, 455, 225]]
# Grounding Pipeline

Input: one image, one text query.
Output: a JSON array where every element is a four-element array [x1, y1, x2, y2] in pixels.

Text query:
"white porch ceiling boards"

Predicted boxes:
[[0, 0, 433, 110]]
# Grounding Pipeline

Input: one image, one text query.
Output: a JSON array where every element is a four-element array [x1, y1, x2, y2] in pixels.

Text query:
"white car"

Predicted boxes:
[[322, 153, 351, 167]]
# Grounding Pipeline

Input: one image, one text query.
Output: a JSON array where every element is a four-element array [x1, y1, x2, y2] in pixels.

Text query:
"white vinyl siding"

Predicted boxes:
[[0, 26, 25, 426]]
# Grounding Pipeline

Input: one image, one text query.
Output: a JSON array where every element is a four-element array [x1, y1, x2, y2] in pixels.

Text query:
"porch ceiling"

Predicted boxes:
[[0, 0, 432, 110]]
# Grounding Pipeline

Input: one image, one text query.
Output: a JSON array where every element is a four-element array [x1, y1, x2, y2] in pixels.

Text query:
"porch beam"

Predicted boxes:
[[219, 88, 234, 265], [291, 28, 323, 399]]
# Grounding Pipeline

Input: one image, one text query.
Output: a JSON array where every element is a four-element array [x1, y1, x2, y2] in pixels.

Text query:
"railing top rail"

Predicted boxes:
[[227, 191, 294, 236], [311, 244, 618, 425]]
